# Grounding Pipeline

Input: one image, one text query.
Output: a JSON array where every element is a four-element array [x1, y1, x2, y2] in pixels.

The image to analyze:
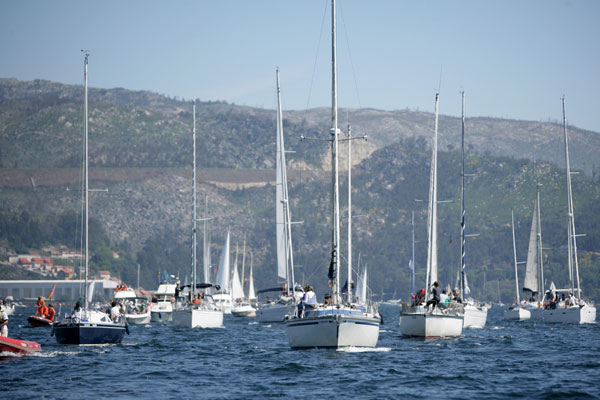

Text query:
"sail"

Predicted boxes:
[[358, 267, 368, 304], [425, 94, 440, 290], [215, 231, 231, 293], [523, 200, 539, 295], [248, 264, 256, 301], [87, 280, 95, 304], [231, 261, 244, 301], [275, 86, 287, 280], [203, 235, 211, 284]]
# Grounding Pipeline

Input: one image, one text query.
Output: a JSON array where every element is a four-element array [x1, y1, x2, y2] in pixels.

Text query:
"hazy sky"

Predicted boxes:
[[1, 0, 599, 132]]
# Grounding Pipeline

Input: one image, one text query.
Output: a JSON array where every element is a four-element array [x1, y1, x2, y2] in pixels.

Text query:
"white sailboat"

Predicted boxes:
[[285, 0, 380, 349], [257, 69, 300, 323], [213, 231, 233, 314], [458, 92, 488, 329], [172, 102, 223, 329], [524, 192, 546, 321], [232, 242, 256, 317], [53, 53, 127, 344], [399, 92, 464, 338], [504, 211, 531, 321], [542, 97, 596, 324]]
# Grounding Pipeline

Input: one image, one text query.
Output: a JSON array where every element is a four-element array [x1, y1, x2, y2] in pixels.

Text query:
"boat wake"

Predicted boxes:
[[337, 346, 392, 353], [248, 322, 258, 325]]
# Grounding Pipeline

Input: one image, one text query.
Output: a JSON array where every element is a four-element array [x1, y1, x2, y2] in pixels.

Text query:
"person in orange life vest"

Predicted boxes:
[[46, 304, 56, 321], [36, 297, 46, 316]]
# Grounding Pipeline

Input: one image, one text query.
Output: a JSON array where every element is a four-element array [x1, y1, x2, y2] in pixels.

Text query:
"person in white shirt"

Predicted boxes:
[[110, 301, 121, 322], [0, 304, 8, 337], [298, 285, 317, 317], [71, 301, 83, 321]]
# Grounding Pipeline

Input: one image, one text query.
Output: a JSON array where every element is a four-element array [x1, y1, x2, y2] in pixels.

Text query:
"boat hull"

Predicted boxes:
[[503, 307, 531, 321], [0, 336, 42, 355], [257, 303, 292, 323], [125, 312, 151, 325], [150, 303, 173, 322], [213, 294, 233, 314], [231, 305, 256, 317], [53, 321, 126, 345], [543, 304, 596, 324], [463, 305, 488, 329], [172, 308, 223, 328], [27, 315, 54, 327], [399, 312, 463, 338], [286, 313, 380, 349]]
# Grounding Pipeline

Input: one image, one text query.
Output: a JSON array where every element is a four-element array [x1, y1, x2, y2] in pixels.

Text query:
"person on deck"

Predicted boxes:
[[46, 304, 56, 322], [71, 301, 82, 321], [36, 297, 46, 316], [425, 281, 441, 312], [110, 301, 121, 322], [298, 285, 317, 317], [0, 301, 8, 337]]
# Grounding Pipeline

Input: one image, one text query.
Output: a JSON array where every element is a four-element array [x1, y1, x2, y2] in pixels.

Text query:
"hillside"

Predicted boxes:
[[1, 78, 599, 303]]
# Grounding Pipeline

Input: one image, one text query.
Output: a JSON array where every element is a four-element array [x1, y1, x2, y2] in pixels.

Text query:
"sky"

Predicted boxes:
[[1, 0, 599, 132]]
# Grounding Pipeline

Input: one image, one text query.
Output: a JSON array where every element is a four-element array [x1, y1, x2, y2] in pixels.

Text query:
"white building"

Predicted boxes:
[[0, 279, 118, 302]]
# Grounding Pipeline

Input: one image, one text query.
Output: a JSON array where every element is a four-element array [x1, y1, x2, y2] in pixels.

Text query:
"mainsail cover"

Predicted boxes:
[[523, 201, 539, 294], [215, 231, 231, 293]]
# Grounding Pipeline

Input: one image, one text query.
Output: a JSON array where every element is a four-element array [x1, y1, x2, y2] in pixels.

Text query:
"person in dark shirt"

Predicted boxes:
[[425, 281, 441, 312]]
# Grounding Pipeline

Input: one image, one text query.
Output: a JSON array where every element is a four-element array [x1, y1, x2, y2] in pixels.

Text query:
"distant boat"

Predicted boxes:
[[285, 0, 380, 349], [232, 240, 256, 317], [52, 53, 127, 345], [525, 192, 545, 321], [504, 211, 531, 321], [213, 231, 233, 314], [541, 97, 596, 324], [173, 102, 224, 329], [114, 287, 151, 325], [150, 279, 178, 323], [399, 92, 463, 338], [458, 92, 488, 329], [257, 69, 300, 324]]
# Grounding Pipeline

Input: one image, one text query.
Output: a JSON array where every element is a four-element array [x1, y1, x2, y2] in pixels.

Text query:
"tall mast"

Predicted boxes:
[[192, 101, 197, 297], [460, 91, 466, 300], [330, 0, 341, 304], [347, 122, 352, 304], [425, 93, 439, 299], [83, 52, 90, 313], [511, 210, 520, 304], [562, 96, 581, 299], [410, 211, 415, 299]]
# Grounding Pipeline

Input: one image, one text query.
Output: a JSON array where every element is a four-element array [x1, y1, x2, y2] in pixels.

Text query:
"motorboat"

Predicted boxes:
[[150, 282, 177, 323], [115, 287, 151, 325], [0, 336, 42, 356]]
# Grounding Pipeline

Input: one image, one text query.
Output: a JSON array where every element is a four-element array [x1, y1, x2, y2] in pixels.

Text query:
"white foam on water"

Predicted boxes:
[[248, 322, 258, 325], [337, 346, 392, 353]]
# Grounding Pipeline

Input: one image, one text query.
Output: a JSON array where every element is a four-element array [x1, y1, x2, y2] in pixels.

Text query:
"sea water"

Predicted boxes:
[[2, 305, 599, 399]]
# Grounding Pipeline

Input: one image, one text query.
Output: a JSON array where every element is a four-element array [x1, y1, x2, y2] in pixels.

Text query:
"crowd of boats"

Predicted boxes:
[[0, 0, 596, 356]]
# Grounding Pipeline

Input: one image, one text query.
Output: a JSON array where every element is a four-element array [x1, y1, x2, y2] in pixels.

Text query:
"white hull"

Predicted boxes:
[[528, 306, 544, 321], [542, 304, 596, 324], [213, 293, 233, 314], [399, 311, 463, 338], [125, 312, 151, 325], [231, 304, 256, 318], [463, 304, 488, 329], [286, 313, 380, 349], [172, 308, 223, 328], [503, 307, 531, 321], [257, 302, 293, 323], [150, 302, 174, 322]]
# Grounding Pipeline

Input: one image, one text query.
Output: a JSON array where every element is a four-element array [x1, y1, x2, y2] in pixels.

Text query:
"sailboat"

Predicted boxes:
[[172, 102, 223, 329], [285, 0, 380, 349], [458, 92, 488, 329], [398, 92, 464, 338], [213, 231, 233, 314], [504, 211, 531, 321], [53, 53, 127, 344], [523, 192, 545, 321], [232, 241, 256, 317], [257, 69, 301, 323], [541, 97, 596, 324]]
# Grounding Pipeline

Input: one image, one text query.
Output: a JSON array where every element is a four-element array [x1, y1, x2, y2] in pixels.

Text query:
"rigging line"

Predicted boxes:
[[338, 0, 362, 110], [303, 0, 329, 116]]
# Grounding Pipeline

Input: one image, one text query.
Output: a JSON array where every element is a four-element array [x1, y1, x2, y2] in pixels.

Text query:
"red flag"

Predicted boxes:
[[47, 283, 57, 300]]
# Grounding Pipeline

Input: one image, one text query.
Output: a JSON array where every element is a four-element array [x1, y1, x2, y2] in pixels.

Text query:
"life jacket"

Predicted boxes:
[[47, 307, 56, 321], [192, 299, 202, 304], [39, 305, 48, 316]]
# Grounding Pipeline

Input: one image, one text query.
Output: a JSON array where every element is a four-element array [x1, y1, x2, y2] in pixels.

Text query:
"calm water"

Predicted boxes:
[[3, 305, 599, 399]]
